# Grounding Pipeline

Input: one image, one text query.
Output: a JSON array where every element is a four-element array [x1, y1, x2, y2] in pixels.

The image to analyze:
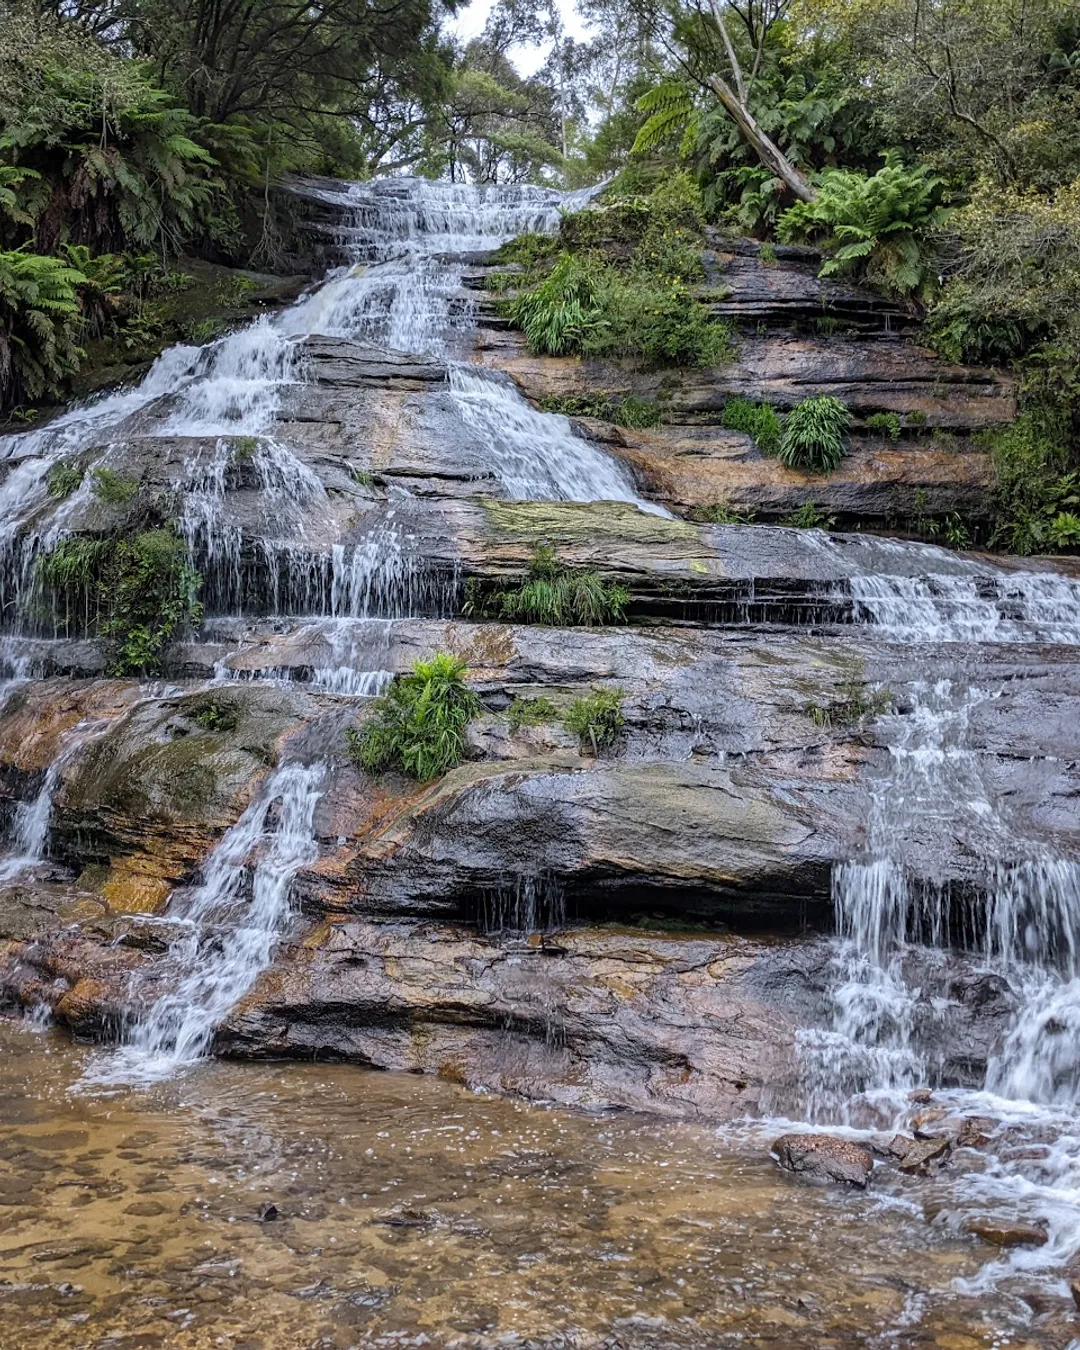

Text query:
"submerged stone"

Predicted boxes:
[[772, 1133, 874, 1187]]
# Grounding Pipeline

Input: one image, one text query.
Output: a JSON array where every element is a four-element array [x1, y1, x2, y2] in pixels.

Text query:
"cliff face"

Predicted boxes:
[[0, 185, 1074, 1120]]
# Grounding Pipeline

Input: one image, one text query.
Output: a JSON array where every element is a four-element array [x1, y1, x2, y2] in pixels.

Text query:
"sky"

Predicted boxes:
[[446, 0, 593, 76]]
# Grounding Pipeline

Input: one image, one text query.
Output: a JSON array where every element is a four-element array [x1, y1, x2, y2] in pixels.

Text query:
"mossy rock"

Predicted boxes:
[[479, 500, 696, 547]]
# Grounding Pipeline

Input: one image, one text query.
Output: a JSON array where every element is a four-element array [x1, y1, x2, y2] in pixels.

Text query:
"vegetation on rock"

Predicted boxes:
[[347, 653, 480, 782], [721, 398, 782, 455], [777, 397, 852, 475], [564, 686, 624, 755], [469, 546, 630, 627]]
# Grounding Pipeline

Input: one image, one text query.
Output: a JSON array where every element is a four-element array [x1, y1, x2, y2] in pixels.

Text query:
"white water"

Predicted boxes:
[[86, 760, 326, 1085], [799, 552, 1080, 1286]]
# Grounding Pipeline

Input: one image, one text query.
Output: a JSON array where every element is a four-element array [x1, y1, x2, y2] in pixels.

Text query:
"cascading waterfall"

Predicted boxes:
[[798, 554, 1080, 1279], [85, 760, 326, 1085]]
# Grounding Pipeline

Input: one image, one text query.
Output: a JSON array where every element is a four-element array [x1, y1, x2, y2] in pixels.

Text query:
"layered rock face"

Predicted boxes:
[[0, 177, 1075, 1123]]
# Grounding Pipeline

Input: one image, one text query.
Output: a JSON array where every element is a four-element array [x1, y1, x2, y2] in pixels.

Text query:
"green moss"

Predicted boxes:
[[191, 701, 241, 733], [480, 499, 696, 547], [564, 686, 625, 755], [346, 652, 480, 781], [696, 500, 756, 525], [539, 393, 667, 429]]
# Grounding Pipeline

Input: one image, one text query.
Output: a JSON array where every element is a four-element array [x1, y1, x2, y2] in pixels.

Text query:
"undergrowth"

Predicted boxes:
[[346, 652, 480, 781], [36, 528, 202, 675], [564, 687, 625, 755], [507, 695, 558, 731], [469, 546, 630, 626], [539, 394, 667, 429], [777, 396, 852, 474], [721, 398, 782, 455]]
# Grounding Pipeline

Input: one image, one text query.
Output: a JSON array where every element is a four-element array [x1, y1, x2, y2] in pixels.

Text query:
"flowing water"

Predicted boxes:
[[1, 177, 1080, 1343], [1, 1019, 1072, 1350]]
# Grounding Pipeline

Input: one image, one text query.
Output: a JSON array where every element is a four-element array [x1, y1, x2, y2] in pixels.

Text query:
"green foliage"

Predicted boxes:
[[346, 653, 480, 782], [36, 528, 202, 675], [806, 682, 892, 730], [90, 466, 140, 505], [350, 467, 376, 488], [191, 700, 239, 732], [758, 242, 778, 266], [866, 412, 902, 439], [505, 178, 734, 371], [777, 396, 852, 475], [474, 546, 630, 627], [0, 248, 85, 412], [47, 461, 84, 499], [721, 398, 782, 455], [986, 408, 1080, 553], [779, 162, 952, 300], [539, 393, 666, 429], [230, 436, 259, 462], [564, 687, 625, 755], [506, 695, 557, 731], [781, 500, 837, 530], [698, 500, 756, 525]]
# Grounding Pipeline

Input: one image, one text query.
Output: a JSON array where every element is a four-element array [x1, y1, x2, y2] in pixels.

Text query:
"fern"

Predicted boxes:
[[633, 81, 699, 158], [0, 248, 85, 411], [778, 161, 952, 301]]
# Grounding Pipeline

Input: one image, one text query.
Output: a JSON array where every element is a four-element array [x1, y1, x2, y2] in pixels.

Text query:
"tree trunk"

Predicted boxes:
[[704, 73, 817, 204]]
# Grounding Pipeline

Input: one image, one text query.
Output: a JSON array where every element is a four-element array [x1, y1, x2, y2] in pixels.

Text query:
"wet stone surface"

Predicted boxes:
[[0, 1022, 1072, 1350]]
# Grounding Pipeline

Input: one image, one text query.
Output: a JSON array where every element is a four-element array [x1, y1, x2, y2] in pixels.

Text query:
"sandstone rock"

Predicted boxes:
[[909, 1088, 933, 1104], [772, 1133, 874, 1187], [892, 1134, 952, 1174], [965, 1218, 1049, 1248]]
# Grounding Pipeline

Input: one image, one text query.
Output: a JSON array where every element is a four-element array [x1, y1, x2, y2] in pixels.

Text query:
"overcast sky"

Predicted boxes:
[[447, 0, 593, 76]]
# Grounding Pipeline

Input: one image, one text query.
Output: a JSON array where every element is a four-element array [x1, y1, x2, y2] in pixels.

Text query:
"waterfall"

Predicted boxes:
[[796, 548, 1080, 1279], [85, 760, 326, 1085]]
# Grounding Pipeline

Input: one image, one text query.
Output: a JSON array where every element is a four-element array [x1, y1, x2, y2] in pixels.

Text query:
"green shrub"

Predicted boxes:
[[476, 547, 630, 626], [758, 242, 778, 266], [507, 695, 557, 731], [866, 412, 901, 439], [191, 701, 240, 732], [231, 436, 259, 461], [508, 253, 598, 357], [46, 461, 84, 499], [778, 161, 951, 301], [777, 396, 852, 475], [698, 500, 756, 525], [346, 652, 480, 782], [36, 529, 202, 675], [781, 500, 837, 530], [806, 682, 892, 730], [721, 398, 782, 455], [91, 467, 141, 506], [564, 687, 625, 754], [986, 408, 1080, 554]]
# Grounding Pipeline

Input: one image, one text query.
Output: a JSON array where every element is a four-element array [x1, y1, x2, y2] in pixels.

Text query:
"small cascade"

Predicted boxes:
[[474, 872, 566, 936], [0, 717, 109, 882], [798, 542, 1080, 1279], [86, 760, 326, 1084]]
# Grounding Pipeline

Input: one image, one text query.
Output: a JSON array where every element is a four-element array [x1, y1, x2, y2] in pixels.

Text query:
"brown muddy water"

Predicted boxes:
[[0, 1020, 1068, 1350]]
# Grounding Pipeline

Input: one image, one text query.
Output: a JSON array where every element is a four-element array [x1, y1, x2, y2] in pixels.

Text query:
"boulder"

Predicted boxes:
[[965, 1218, 1049, 1248], [772, 1133, 874, 1187], [890, 1134, 952, 1174]]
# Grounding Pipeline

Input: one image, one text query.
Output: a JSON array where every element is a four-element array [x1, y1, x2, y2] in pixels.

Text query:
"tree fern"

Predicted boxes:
[[633, 81, 700, 159], [0, 248, 84, 411]]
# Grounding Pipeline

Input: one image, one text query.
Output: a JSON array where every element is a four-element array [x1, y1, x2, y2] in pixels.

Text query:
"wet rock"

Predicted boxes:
[[123, 1201, 168, 1218], [908, 1088, 933, 1105], [956, 1116, 996, 1149], [1070, 1278, 1080, 1313], [772, 1133, 874, 1187], [964, 1218, 1049, 1248], [258, 1203, 279, 1222], [890, 1134, 952, 1174], [374, 1207, 436, 1230]]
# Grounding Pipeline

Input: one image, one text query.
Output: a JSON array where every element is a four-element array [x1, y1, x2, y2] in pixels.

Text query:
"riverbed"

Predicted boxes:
[[0, 1020, 1070, 1350]]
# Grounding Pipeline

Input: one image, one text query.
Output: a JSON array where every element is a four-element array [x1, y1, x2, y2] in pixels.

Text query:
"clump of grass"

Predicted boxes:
[[698, 499, 756, 525], [777, 396, 852, 474], [540, 394, 667, 430], [346, 652, 480, 781], [507, 695, 558, 731], [231, 436, 260, 462], [806, 681, 892, 729], [350, 467, 376, 488], [866, 412, 901, 439], [476, 546, 630, 627], [191, 701, 240, 732], [47, 461, 84, 499], [721, 398, 782, 455], [781, 500, 837, 530], [91, 467, 141, 506], [758, 242, 778, 266], [564, 686, 625, 755]]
